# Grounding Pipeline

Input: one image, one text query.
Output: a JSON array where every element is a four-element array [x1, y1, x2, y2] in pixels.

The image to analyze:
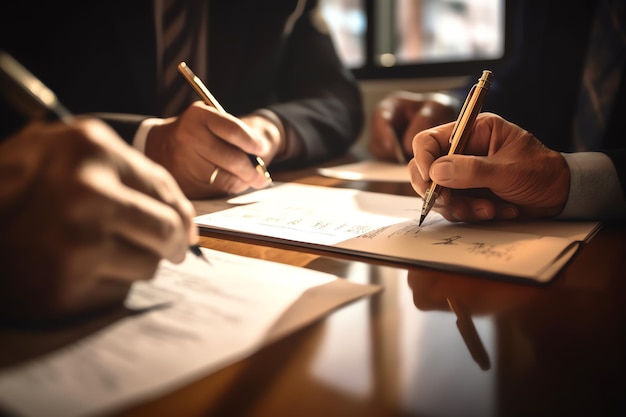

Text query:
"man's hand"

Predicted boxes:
[[370, 91, 457, 161], [145, 102, 276, 198], [409, 113, 570, 222], [0, 118, 197, 322]]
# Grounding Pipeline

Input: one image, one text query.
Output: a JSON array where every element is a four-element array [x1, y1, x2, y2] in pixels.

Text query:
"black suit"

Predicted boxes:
[[478, 0, 626, 194], [0, 0, 364, 168]]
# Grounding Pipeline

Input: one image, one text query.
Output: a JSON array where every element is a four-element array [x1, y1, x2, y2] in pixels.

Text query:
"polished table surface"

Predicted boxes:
[[1, 162, 626, 417]]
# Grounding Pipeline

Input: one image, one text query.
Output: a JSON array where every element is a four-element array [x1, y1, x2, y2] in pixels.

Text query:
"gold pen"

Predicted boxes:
[[447, 298, 491, 371], [177, 61, 272, 183], [419, 70, 493, 226]]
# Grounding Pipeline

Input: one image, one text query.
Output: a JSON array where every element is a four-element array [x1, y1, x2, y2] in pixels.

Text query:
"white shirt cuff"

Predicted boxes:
[[559, 152, 626, 219], [133, 118, 167, 153]]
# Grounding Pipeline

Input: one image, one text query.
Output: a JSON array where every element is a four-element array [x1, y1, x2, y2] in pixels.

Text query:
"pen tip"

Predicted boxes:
[[418, 215, 425, 227], [190, 244, 212, 265]]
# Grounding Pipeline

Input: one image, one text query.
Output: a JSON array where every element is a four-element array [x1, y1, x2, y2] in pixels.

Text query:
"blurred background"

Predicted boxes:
[[318, 0, 506, 146]]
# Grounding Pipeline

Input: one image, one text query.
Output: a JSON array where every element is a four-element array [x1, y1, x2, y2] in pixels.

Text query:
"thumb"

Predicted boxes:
[[430, 155, 501, 190]]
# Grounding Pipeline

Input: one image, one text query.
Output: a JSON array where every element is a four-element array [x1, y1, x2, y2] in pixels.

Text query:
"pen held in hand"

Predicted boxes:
[[177, 61, 272, 183], [392, 132, 408, 164], [447, 298, 491, 371], [419, 70, 493, 226], [189, 244, 211, 265], [0, 51, 208, 264]]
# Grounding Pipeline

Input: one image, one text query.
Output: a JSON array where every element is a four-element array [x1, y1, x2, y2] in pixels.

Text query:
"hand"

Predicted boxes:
[[0, 118, 197, 323], [407, 269, 540, 315], [409, 113, 570, 222], [145, 102, 277, 199], [370, 91, 457, 161]]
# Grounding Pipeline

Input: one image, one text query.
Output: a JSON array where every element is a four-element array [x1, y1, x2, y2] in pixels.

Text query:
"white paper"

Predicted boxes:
[[0, 248, 379, 417], [318, 160, 410, 182], [194, 183, 601, 282]]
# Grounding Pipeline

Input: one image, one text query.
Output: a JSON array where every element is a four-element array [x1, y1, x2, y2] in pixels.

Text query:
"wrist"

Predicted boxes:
[[133, 118, 167, 154], [144, 117, 176, 166]]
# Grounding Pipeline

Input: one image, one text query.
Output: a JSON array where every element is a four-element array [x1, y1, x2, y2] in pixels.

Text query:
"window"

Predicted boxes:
[[320, 0, 507, 79]]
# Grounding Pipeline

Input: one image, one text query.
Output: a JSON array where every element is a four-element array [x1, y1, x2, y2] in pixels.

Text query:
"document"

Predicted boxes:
[[194, 183, 601, 283], [0, 248, 380, 417], [318, 160, 410, 182]]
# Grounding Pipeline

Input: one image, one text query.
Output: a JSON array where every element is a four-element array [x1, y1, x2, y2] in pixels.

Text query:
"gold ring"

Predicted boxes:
[[209, 167, 220, 185]]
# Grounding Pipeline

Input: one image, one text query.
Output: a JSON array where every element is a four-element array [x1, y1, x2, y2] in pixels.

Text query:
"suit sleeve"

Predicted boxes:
[[559, 151, 626, 219], [266, 2, 364, 168], [90, 113, 150, 145]]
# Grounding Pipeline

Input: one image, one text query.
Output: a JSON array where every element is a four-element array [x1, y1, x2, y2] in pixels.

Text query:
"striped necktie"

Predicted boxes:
[[159, 0, 204, 117], [573, 0, 626, 151]]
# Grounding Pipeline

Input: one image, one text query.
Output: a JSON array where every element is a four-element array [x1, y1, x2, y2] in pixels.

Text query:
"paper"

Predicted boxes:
[[194, 183, 601, 283], [0, 248, 380, 417], [318, 160, 410, 182]]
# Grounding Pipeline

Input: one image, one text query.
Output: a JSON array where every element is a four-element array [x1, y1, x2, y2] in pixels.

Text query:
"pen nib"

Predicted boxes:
[[190, 244, 211, 265], [418, 214, 426, 227]]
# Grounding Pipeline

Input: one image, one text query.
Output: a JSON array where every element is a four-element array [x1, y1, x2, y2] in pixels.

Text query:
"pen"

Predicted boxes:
[[392, 132, 408, 164], [177, 61, 272, 183], [447, 298, 491, 371], [0, 51, 210, 264], [418, 70, 493, 226]]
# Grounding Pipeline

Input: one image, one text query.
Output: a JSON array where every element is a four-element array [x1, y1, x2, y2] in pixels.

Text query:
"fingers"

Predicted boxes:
[[73, 150, 194, 264], [40, 236, 161, 321], [147, 103, 272, 197], [433, 194, 520, 222], [370, 103, 403, 161], [403, 99, 457, 155], [429, 155, 497, 190], [91, 237, 162, 282], [196, 105, 273, 190], [91, 169, 191, 263], [409, 113, 570, 222], [70, 119, 199, 250], [411, 122, 456, 184], [371, 92, 457, 162]]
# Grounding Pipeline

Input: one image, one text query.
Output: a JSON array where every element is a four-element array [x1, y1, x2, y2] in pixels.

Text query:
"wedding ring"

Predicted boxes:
[[209, 167, 220, 185]]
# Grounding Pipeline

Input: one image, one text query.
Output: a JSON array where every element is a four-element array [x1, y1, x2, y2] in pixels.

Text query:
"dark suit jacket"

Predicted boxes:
[[477, 0, 626, 194], [0, 0, 364, 168]]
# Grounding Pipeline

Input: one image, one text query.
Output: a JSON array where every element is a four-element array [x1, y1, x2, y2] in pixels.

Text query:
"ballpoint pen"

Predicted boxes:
[[419, 70, 493, 226], [447, 298, 491, 371], [177, 61, 272, 183], [392, 132, 408, 164], [0, 50, 210, 264]]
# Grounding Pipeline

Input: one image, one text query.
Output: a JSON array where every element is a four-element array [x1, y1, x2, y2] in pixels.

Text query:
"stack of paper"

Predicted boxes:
[[0, 248, 379, 417], [194, 183, 601, 283]]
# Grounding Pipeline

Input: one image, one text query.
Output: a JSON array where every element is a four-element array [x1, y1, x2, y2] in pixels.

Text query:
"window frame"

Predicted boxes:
[[348, 0, 514, 80]]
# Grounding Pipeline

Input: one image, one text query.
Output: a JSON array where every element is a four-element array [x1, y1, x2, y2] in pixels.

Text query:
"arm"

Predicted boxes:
[[265, 1, 365, 167]]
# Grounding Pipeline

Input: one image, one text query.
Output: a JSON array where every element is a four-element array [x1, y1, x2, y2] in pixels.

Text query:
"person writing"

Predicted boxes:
[[409, 113, 626, 222], [369, 0, 625, 220], [0, 118, 198, 323], [0, 0, 364, 198]]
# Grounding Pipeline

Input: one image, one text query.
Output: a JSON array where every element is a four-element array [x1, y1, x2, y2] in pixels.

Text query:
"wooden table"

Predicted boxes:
[[2, 163, 625, 417]]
